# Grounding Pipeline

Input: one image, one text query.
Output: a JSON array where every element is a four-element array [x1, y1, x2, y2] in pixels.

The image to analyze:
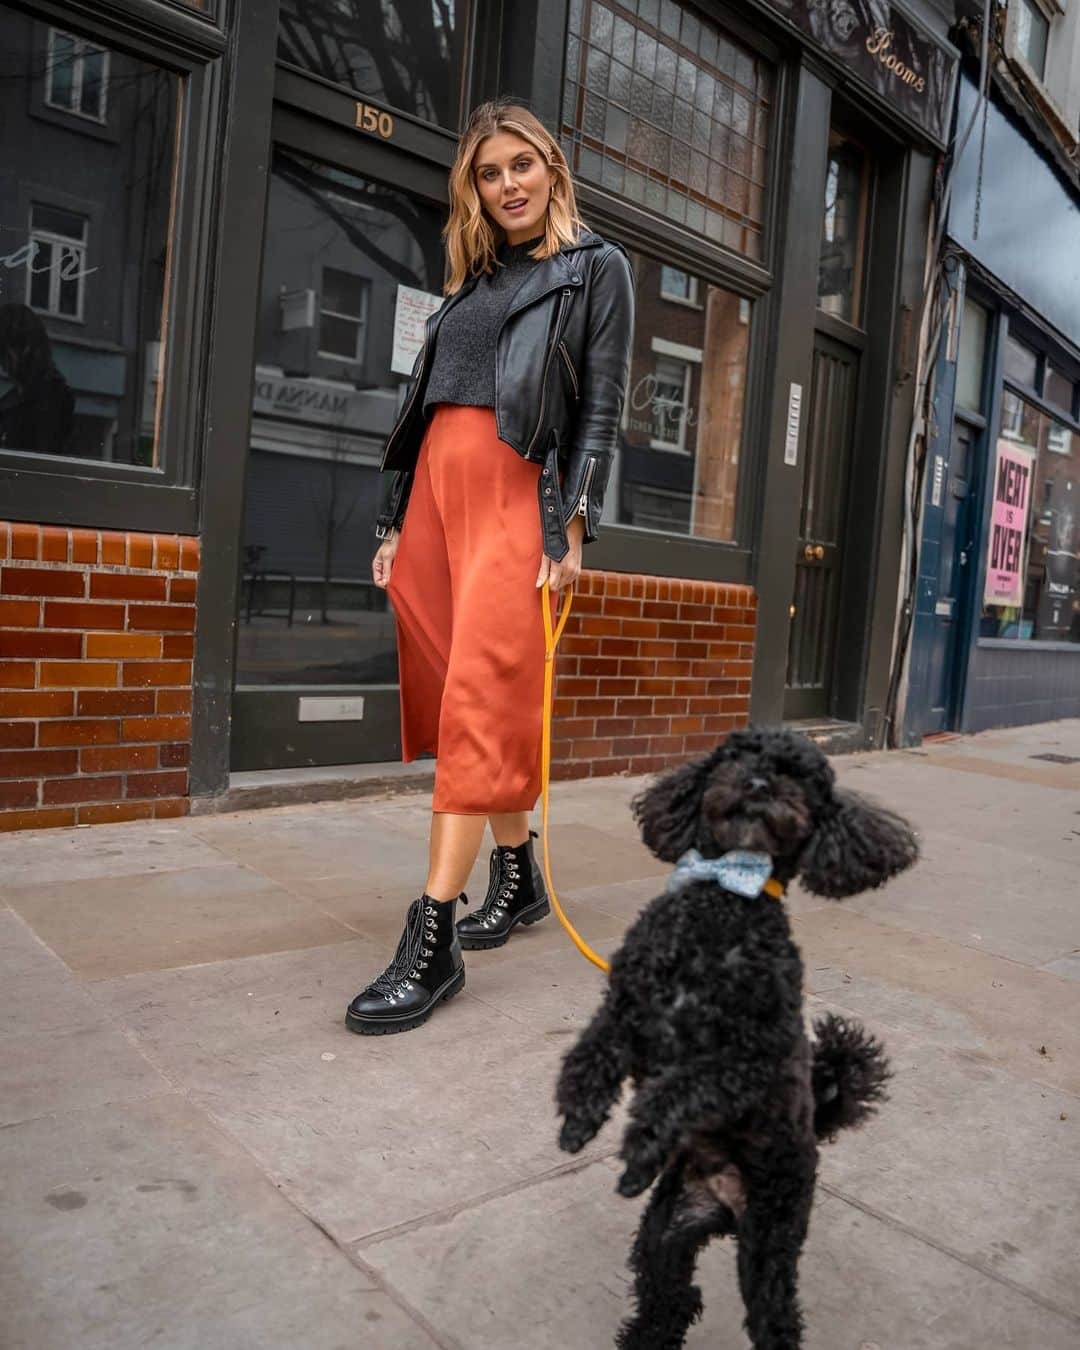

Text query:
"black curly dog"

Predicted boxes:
[[556, 727, 918, 1350]]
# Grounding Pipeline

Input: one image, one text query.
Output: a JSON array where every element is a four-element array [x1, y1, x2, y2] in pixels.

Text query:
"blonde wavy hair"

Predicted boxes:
[[443, 99, 587, 295]]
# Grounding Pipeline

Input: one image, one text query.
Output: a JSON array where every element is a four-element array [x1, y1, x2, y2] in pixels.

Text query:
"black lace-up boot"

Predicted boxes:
[[345, 895, 465, 1035], [456, 830, 550, 950]]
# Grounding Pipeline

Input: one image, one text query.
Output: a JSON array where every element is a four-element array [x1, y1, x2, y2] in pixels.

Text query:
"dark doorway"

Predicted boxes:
[[783, 333, 860, 719], [922, 415, 979, 733]]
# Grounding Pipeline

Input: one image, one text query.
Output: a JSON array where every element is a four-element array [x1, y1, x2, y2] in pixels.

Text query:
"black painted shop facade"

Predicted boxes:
[[0, 0, 958, 794]]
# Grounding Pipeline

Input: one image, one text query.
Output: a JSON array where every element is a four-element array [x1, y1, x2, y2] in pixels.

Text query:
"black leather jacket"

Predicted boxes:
[[375, 229, 635, 561]]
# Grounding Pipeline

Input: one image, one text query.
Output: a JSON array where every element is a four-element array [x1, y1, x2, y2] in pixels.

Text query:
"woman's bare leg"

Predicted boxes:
[[425, 811, 489, 901], [488, 810, 530, 848]]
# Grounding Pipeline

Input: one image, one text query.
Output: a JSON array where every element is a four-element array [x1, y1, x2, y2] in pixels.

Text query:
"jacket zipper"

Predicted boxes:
[[558, 341, 579, 399], [565, 455, 598, 530], [527, 287, 572, 460]]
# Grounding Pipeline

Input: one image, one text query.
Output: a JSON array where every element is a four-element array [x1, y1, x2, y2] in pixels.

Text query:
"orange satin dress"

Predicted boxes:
[[386, 404, 558, 814]]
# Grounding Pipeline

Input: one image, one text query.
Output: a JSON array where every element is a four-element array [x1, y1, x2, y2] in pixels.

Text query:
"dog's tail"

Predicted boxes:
[[810, 1012, 891, 1143]]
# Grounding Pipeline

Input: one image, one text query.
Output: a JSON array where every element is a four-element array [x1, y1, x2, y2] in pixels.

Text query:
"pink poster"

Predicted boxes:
[[983, 439, 1035, 608]]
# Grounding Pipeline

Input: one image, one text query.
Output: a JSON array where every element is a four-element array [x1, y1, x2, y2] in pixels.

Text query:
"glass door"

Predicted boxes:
[[231, 142, 446, 770]]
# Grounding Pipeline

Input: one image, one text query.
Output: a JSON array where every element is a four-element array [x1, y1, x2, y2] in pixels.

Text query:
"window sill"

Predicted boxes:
[[977, 637, 1080, 653]]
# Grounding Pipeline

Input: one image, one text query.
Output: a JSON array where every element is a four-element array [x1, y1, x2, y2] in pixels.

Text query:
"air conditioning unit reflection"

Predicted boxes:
[[279, 288, 316, 331]]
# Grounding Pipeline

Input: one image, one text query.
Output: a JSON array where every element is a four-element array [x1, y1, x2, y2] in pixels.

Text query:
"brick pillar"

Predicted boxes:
[[0, 522, 198, 831], [551, 569, 756, 780]]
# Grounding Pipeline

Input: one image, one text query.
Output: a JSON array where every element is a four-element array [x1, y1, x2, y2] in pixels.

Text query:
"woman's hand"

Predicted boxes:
[[536, 515, 585, 592], [372, 530, 399, 589]]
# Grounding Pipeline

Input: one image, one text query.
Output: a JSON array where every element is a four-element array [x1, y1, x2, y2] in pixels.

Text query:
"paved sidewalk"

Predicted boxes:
[[2, 721, 1079, 1349]]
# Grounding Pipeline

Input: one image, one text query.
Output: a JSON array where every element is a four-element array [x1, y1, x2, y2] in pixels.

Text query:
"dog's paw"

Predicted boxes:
[[558, 1116, 596, 1154], [616, 1163, 655, 1198]]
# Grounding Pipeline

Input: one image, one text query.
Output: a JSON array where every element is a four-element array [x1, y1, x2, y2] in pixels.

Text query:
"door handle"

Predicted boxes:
[[803, 544, 825, 561]]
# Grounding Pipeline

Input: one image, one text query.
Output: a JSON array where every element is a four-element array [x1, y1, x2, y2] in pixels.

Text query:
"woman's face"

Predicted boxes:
[[472, 132, 554, 245]]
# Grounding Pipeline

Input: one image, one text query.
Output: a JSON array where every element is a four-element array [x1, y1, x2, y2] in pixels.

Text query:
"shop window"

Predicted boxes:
[[319, 268, 369, 363], [27, 205, 90, 321], [561, 0, 774, 260], [981, 390, 1080, 644], [277, 0, 470, 129], [616, 248, 751, 543], [0, 12, 180, 467], [817, 130, 870, 325], [45, 28, 109, 122]]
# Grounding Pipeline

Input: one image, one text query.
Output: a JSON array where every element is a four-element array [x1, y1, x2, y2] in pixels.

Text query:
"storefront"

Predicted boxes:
[[0, 0, 957, 828], [904, 71, 1080, 739]]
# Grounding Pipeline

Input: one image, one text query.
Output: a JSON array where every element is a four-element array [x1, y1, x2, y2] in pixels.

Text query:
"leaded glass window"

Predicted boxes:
[[561, 0, 774, 259]]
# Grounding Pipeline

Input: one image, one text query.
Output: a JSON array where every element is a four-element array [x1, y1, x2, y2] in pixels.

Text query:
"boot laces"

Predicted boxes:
[[367, 900, 438, 1003], [478, 847, 521, 929]]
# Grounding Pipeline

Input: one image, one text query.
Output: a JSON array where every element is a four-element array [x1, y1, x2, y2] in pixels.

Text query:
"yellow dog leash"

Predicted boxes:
[[540, 581, 785, 975], [541, 580, 612, 975]]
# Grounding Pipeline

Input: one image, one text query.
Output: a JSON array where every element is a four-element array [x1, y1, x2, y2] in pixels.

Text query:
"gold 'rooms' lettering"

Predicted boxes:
[[865, 27, 927, 93]]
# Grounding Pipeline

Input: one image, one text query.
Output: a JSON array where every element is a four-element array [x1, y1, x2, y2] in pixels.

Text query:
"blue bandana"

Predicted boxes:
[[666, 848, 775, 899]]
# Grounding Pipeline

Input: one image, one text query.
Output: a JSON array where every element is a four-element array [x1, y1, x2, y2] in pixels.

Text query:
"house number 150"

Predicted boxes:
[[355, 102, 393, 138]]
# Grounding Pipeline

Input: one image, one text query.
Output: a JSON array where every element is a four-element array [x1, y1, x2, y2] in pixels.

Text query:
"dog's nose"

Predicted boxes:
[[746, 776, 769, 797]]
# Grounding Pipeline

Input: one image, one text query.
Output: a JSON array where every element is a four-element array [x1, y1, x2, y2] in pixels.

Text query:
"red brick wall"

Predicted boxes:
[[0, 522, 198, 832], [551, 569, 755, 780]]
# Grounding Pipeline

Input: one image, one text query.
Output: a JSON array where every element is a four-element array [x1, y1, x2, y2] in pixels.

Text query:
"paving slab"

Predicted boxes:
[[811, 1013, 1079, 1317], [85, 938, 618, 1246], [0, 910, 168, 1126], [794, 906, 1080, 1096], [360, 1151, 1079, 1350], [0, 1094, 439, 1350], [0, 821, 234, 888], [3, 863, 355, 980]]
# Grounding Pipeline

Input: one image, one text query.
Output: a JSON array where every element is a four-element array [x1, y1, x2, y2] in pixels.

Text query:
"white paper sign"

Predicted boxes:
[[391, 285, 443, 376]]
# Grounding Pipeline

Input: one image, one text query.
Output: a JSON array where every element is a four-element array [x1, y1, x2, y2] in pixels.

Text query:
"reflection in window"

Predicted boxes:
[[561, 0, 774, 259], [319, 268, 369, 363], [28, 205, 89, 320], [817, 130, 869, 324], [277, 0, 469, 129], [239, 150, 444, 687], [981, 390, 1080, 644], [1004, 334, 1038, 387], [615, 249, 750, 542], [46, 28, 109, 121], [0, 9, 179, 466], [1045, 364, 1076, 416], [659, 265, 698, 305]]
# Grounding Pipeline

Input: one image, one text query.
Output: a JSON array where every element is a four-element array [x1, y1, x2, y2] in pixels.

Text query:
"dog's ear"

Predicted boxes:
[[799, 790, 918, 898], [630, 751, 720, 862]]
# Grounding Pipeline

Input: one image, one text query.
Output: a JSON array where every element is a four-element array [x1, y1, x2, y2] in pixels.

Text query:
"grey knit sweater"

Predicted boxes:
[[422, 234, 544, 418]]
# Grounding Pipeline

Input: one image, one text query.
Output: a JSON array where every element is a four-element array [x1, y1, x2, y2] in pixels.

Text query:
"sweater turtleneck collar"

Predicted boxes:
[[498, 232, 545, 263]]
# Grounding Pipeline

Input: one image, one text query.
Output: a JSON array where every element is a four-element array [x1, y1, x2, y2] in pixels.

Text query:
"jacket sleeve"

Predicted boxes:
[[562, 244, 635, 543], [374, 466, 414, 539]]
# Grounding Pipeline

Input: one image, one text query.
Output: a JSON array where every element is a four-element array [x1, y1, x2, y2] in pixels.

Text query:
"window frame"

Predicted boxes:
[[0, 0, 227, 535], [44, 26, 111, 122]]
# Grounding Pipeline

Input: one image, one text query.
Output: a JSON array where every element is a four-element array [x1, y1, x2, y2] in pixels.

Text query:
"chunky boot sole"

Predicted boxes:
[[344, 966, 466, 1036], [458, 898, 550, 950]]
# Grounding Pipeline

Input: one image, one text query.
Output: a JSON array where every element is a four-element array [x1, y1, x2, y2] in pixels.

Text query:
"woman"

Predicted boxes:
[[346, 98, 634, 1035]]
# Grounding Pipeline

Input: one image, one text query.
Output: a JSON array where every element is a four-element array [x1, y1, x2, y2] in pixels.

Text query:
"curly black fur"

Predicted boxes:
[[809, 1013, 892, 1143], [557, 726, 918, 1349]]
